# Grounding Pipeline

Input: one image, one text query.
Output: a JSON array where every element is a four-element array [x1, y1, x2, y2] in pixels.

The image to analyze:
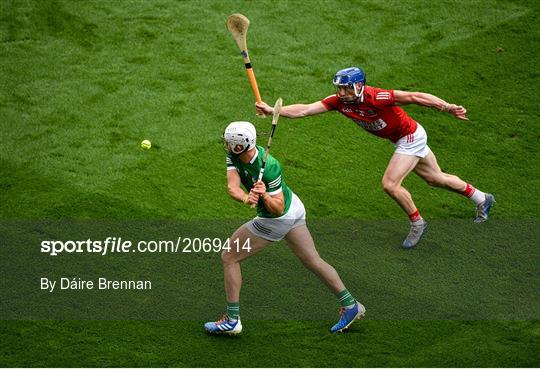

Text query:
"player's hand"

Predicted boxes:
[[255, 101, 273, 116], [247, 190, 259, 205], [251, 180, 267, 196], [449, 104, 469, 121]]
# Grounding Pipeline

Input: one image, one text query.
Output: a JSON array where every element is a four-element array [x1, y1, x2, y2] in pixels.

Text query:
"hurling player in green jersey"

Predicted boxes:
[[204, 121, 365, 335]]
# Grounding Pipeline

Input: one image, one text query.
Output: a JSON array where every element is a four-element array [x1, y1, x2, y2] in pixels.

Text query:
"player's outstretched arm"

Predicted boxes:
[[394, 90, 469, 121], [256, 101, 328, 118], [227, 170, 258, 205]]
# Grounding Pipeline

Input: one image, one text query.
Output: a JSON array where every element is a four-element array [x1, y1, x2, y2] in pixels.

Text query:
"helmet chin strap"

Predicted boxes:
[[353, 83, 365, 102], [338, 83, 364, 104]]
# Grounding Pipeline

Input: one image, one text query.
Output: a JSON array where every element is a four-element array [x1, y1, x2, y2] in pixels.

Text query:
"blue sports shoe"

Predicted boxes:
[[204, 315, 242, 335], [330, 302, 366, 333], [474, 194, 495, 223]]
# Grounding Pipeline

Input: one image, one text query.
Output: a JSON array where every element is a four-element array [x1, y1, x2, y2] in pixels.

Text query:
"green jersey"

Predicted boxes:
[[227, 145, 293, 218]]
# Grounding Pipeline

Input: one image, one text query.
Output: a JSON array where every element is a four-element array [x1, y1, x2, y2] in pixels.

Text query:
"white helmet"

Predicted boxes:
[[224, 121, 256, 155]]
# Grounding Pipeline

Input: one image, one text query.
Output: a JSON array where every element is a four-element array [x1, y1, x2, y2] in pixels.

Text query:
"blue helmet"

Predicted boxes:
[[333, 67, 366, 100]]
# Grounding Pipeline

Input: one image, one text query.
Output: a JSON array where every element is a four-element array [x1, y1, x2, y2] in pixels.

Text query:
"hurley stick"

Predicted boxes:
[[227, 13, 263, 104], [251, 97, 283, 208]]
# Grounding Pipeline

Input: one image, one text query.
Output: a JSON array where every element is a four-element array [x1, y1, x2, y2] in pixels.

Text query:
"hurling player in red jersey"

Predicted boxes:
[[256, 67, 495, 248]]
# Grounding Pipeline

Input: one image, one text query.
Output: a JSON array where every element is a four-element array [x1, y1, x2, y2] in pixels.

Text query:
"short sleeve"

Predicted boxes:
[[369, 87, 395, 108], [226, 154, 237, 171], [264, 158, 283, 195], [321, 94, 339, 111]]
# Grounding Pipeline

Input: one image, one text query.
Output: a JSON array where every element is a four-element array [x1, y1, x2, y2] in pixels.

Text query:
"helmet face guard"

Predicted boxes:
[[222, 139, 247, 155], [333, 67, 366, 103], [223, 121, 257, 155]]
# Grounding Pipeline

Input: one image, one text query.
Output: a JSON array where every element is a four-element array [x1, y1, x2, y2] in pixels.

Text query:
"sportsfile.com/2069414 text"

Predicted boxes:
[[40, 237, 252, 256]]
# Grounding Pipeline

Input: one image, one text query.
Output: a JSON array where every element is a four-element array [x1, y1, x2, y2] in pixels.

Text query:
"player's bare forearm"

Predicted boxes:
[[260, 193, 285, 217], [227, 170, 257, 205], [227, 185, 248, 202], [256, 101, 327, 118], [394, 90, 469, 121], [280, 104, 315, 118]]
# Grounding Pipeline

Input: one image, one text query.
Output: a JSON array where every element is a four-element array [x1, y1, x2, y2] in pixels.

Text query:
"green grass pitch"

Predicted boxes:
[[1, 0, 539, 367]]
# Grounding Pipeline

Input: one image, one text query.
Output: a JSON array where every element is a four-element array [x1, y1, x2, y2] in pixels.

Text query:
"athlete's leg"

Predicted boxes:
[[381, 153, 421, 215], [204, 225, 272, 334], [284, 224, 345, 293], [284, 224, 365, 332], [414, 149, 494, 222], [382, 153, 430, 248], [413, 150, 467, 192], [222, 225, 271, 302]]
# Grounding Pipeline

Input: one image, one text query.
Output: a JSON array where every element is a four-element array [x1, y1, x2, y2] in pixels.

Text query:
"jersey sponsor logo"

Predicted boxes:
[[352, 118, 388, 131]]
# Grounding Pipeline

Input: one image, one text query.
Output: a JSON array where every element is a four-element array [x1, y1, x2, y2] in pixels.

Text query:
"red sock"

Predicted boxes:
[[408, 209, 422, 222], [462, 183, 476, 198]]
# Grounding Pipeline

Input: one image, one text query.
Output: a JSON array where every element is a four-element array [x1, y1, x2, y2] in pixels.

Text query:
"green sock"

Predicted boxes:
[[336, 289, 356, 309], [227, 302, 240, 320]]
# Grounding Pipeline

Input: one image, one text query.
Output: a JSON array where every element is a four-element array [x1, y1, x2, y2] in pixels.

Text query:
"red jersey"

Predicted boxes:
[[321, 86, 417, 143]]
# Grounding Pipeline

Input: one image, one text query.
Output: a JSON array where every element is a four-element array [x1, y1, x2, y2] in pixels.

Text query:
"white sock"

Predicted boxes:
[[411, 218, 424, 226], [470, 188, 486, 205]]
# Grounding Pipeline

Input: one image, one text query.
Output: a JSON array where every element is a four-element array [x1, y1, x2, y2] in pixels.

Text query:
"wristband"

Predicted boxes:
[[441, 102, 450, 112], [242, 194, 249, 204]]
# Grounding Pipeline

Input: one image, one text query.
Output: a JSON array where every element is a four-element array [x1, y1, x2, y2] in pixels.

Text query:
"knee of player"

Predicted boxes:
[[382, 179, 399, 195], [221, 249, 237, 265], [302, 256, 324, 270]]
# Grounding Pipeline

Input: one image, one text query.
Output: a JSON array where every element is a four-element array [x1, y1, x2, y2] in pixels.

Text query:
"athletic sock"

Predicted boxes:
[[462, 183, 486, 205], [336, 289, 356, 309], [408, 209, 423, 224], [227, 302, 239, 321]]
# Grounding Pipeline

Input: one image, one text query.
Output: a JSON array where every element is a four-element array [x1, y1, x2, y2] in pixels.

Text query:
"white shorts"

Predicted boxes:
[[245, 193, 306, 242], [394, 123, 431, 158]]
